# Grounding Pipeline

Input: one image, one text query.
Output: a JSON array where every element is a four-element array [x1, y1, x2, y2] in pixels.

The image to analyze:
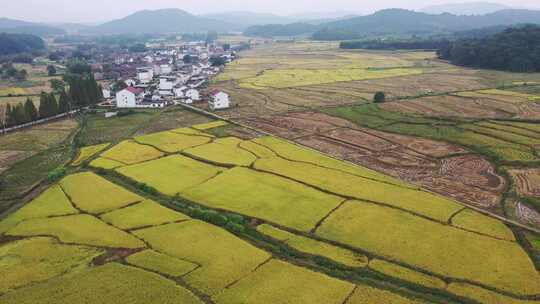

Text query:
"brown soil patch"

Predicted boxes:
[[516, 201, 540, 226], [323, 129, 397, 152], [509, 168, 540, 197]]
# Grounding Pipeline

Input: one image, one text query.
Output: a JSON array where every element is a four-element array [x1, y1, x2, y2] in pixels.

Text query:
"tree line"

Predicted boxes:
[[438, 25, 540, 72], [340, 39, 451, 50], [2, 61, 103, 128]]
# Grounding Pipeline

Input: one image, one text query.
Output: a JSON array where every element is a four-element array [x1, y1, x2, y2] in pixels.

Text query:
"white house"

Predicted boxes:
[[185, 89, 200, 101], [209, 90, 230, 110], [159, 76, 175, 91], [137, 68, 153, 84], [102, 89, 111, 99], [160, 64, 173, 75], [124, 78, 136, 87], [174, 86, 187, 98], [116, 87, 144, 108]]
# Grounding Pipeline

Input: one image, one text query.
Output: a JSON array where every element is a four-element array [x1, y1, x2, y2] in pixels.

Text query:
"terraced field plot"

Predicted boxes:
[[71, 143, 110, 166], [134, 130, 212, 153], [100, 124, 540, 302], [100, 140, 164, 165]]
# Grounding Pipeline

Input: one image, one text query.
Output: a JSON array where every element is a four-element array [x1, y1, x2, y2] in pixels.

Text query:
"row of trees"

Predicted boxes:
[[3, 60, 103, 127], [0, 63, 27, 82], [3, 91, 69, 127], [438, 25, 540, 72]]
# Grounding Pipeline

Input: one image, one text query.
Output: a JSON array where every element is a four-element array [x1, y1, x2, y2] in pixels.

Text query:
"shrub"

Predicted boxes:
[[226, 222, 245, 233], [374, 91, 386, 103], [227, 213, 245, 224], [47, 166, 66, 182]]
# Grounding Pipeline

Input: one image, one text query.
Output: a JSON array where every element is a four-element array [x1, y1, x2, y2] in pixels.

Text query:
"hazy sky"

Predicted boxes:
[[3, 0, 540, 23]]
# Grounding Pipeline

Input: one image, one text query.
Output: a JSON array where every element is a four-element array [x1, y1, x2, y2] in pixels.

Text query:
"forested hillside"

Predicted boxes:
[[0, 33, 45, 56], [438, 25, 540, 72]]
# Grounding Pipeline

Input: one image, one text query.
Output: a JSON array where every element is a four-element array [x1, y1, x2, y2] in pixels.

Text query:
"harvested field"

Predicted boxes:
[[60, 172, 142, 213], [7, 214, 145, 249], [0, 119, 77, 152], [213, 259, 355, 304], [117, 155, 222, 196], [316, 200, 540, 295], [257, 224, 368, 267], [100, 199, 189, 230], [134, 130, 212, 153], [368, 259, 446, 290], [100, 140, 164, 165], [0, 263, 203, 304], [192, 120, 229, 130], [510, 168, 540, 197], [0, 237, 103, 294], [133, 221, 271, 295], [126, 249, 198, 277], [183, 167, 344, 232], [71, 143, 110, 166]]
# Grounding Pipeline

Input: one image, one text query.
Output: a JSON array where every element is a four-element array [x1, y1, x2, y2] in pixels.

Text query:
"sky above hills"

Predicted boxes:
[[3, 0, 540, 23]]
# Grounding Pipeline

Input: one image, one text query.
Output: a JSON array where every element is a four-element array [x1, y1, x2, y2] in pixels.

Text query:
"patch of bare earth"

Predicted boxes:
[[509, 168, 540, 197], [515, 201, 540, 226]]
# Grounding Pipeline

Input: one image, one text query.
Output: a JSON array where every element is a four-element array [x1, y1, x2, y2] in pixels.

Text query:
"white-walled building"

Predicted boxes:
[[137, 68, 154, 84], [159, 76, 175, 91], [124, 78, 136, 87], [102, 89, 111, 99], [185, 89, 200, 101], [116, 87, 144, 108], [209, 90, 230, 110], [160, 64, 173, 75]]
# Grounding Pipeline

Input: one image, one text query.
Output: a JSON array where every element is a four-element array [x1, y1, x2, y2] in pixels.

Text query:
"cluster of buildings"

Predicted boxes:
[[102, 42, 234, 110]]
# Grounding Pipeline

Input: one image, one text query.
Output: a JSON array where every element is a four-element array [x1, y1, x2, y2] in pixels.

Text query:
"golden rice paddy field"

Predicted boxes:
[[4, 121, 531, 303]]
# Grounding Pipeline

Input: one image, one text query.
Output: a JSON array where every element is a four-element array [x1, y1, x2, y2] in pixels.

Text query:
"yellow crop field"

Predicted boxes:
[[0, 237, 102, 293], [254, 157, 462, 222], [368, 259, 446, 289], [0, 185, 77, 233], [100, 199, 189, 230], [60, 172, 142, 213], [488, 147, 536, 162], [71, 143, 110, 166], [257, 224, 368, 267], [133, 221, 271, 295], [183, 167, 344, 232], [192, 121, 229, 130], [0, 263, 203, 304], [478, 89, 540, 101], [184, 137, 257, 166], [316, 200, 540, 295], [447, 283, 539, 304], [117, 155, 221, 196], [0, 87, 27, 96], [253, 136, 413, 188], [7, 214, 145, 249], [451, 209, 516, 241], [213, 259, 355, 304], [126, 249, 198, 277], [478, 122, 540, 139], [134, 131, 211, 153], [170, 127, 215, 137], [239, 68, 423, 89], [462, 124, 540, 146], [100, 140, 164, 164], [239, 140, 277, 158], [89, 157, 125, 169], [346, 285, 424, 304]]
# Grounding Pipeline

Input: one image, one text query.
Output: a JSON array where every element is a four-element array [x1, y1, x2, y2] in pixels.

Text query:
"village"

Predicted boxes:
[[95, 40, 240, 113]]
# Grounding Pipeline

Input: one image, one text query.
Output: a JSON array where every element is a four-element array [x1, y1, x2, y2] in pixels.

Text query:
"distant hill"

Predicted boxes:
[[312, 9, 540, 40], [420, 2, 512, 15], [50, 23, 91, 34], [0, 32, 45, 56], [244, 23, 319, 37], [0, 18, 65, 36], [86, 9, 235, 34], [201, 12, 297, 28]]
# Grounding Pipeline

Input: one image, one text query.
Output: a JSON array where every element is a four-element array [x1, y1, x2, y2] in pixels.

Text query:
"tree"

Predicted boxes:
[[47, 64, 57, 76], [223, 43, 231, 51], [374, 91, 386, 103], [23, 98, 38, 121], [113, 80, 127, 91], [58, 90, 70, 113], [206, 31, 218, 44], [15, 69, 27, 81], [183, 54, 193, 64], [209, 56, 226, 67], [49, 79, 65, 93], [5, 104, 13, 126], [66, 59, 91, 75], [38, 92, 58, 118]]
